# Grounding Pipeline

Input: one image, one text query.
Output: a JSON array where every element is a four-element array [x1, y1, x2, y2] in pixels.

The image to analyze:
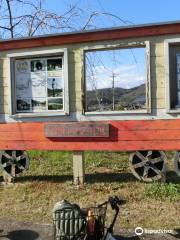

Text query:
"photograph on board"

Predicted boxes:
[[16, 98, 31, 111], [47, 58, 63, 77], [47, 58, 62, 71], [32, 98, 46, 111], [47, 77, 63, 97], [48, 98, 63, 110], [31, 60, 46, 72]]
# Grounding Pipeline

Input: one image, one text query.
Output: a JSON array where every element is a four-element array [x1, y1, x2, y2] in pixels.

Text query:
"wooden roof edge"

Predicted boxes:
[[1, 20, 180, 51]]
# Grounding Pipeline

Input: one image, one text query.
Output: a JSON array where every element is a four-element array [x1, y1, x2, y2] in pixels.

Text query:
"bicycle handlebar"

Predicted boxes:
[[98, 196, 125, 209], [108, 196, 125, 210]]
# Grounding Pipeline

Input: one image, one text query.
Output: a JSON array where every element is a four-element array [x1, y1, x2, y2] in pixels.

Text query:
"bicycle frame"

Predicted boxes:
[[98, 196, 121, 240], [105, 233, 117, 240]]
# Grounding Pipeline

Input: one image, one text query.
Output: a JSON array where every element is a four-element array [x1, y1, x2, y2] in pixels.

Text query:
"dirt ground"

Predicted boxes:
[[0, 219, 179, 240]]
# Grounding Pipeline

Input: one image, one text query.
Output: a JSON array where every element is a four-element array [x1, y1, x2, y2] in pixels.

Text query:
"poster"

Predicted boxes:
[[15, 57, 64, 112], [31, 72, 46, 98], [15, 60, 31, 99]]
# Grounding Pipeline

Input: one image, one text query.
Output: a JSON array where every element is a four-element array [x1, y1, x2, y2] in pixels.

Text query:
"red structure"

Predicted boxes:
[[0, 21, 180, 182]]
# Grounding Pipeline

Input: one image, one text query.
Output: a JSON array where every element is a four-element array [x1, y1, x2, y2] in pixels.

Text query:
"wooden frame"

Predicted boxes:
[[82, 41, 151, 115], [165, 38, 180, 113], [7, 48, 69, 118]]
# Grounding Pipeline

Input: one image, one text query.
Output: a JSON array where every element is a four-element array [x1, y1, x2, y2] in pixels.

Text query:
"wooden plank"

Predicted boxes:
[[0, 129, 180, 142], [1, 22, 180, 51], [0, 119, 180, 131], [2, 129, 180, 141], [1, 119, 180, 132], [1, 120, 180, 151], [0, 139, 180, 151]]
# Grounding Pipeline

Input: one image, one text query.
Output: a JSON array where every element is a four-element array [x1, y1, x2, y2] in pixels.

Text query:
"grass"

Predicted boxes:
[[142, 183, 180, 201], [0, 150, 179, 230]]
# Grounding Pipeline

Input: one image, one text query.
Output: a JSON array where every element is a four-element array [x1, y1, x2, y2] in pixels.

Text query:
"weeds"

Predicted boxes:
[[142, 183, 180, 201]]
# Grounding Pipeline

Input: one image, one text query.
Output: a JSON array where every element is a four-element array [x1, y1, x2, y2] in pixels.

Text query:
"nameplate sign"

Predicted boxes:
[[45, 123, 109, 138]]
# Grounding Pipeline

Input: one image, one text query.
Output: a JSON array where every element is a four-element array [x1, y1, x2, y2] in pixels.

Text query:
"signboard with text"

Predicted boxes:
[[45, 123, 109, 138]]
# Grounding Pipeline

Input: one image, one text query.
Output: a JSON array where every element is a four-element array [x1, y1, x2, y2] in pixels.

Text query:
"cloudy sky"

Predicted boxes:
[[86, 48, 145, 90]]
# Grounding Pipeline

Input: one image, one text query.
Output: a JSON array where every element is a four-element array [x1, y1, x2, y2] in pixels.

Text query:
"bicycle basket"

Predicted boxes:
[[53, 200, 87, 240], [85, 205, 107, 240]]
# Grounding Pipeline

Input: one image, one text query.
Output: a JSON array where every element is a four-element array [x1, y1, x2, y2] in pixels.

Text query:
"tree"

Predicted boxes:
[[0, 0, 132, 39], [0, 0, 82, 38]]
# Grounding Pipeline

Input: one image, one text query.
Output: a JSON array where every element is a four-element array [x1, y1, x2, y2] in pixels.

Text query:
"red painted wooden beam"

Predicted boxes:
[[0, 119, 180, 151], [1, 22, 180, 51]]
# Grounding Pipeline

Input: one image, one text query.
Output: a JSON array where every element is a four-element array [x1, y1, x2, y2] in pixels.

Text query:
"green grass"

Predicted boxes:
[[0, 150, 179, 229], [142, 183, 180, 201]]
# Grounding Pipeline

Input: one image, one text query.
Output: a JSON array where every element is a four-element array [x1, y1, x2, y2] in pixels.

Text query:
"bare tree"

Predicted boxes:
[[0, 0, 82, 38], [0, 0, 133, 39]]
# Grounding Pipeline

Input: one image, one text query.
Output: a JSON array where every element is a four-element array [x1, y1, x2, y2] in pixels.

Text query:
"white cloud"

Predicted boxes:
[[86, 64, 145, 90]]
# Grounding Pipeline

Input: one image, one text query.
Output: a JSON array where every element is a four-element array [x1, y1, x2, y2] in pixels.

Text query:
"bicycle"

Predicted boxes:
[[53, 196, 125, 240]]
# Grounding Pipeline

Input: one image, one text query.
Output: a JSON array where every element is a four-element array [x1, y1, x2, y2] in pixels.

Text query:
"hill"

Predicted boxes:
[[86, 84, 146, 111]]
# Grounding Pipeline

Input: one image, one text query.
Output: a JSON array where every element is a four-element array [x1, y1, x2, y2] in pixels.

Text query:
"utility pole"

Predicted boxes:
[[112, 73, 115, 111]]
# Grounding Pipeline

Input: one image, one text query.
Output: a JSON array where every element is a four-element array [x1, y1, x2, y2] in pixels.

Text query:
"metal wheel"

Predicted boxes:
[[0, 150, 29, 180], [174, 151, 180, 177], [129, 151, 166, 182]]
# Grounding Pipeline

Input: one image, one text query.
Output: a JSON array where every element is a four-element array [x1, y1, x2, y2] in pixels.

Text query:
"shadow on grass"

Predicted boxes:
[[86, 172, 136, 184], [15, 170, 180, 184], [16, 172, 136, 184], [166, 171, 180, 184], [0, 230, 39, 240]]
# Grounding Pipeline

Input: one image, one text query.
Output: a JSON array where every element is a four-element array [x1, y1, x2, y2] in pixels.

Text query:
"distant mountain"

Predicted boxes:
[[86, 84, 146, 111]]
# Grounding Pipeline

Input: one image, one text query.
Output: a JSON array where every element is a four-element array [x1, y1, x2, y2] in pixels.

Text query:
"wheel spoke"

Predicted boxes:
[[133, 161, 145, 168], [147, 151, 153, 158], [135, 151, 146, 162], [16, 163, 26, 170], [149, 165, 161, 175], [16, 155, 26, 161], [150, 157, 163, 164], [143, 166, 149, 178], [12, 151, 16, 158], [2, 161, 12, 168], [2, 152, 13, 160]]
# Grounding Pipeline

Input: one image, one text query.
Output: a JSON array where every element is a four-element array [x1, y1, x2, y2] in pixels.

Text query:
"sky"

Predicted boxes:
[[44, 0, 180, 27]]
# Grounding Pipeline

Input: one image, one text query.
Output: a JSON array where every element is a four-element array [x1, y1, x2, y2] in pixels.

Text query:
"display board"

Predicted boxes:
[[15, 57, 64, 112]]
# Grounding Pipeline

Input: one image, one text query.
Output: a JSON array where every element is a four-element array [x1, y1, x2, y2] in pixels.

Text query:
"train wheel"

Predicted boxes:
[[129, 151, 166, 182], [0, 150, 29, 182], [174, 151, 180, 177]]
